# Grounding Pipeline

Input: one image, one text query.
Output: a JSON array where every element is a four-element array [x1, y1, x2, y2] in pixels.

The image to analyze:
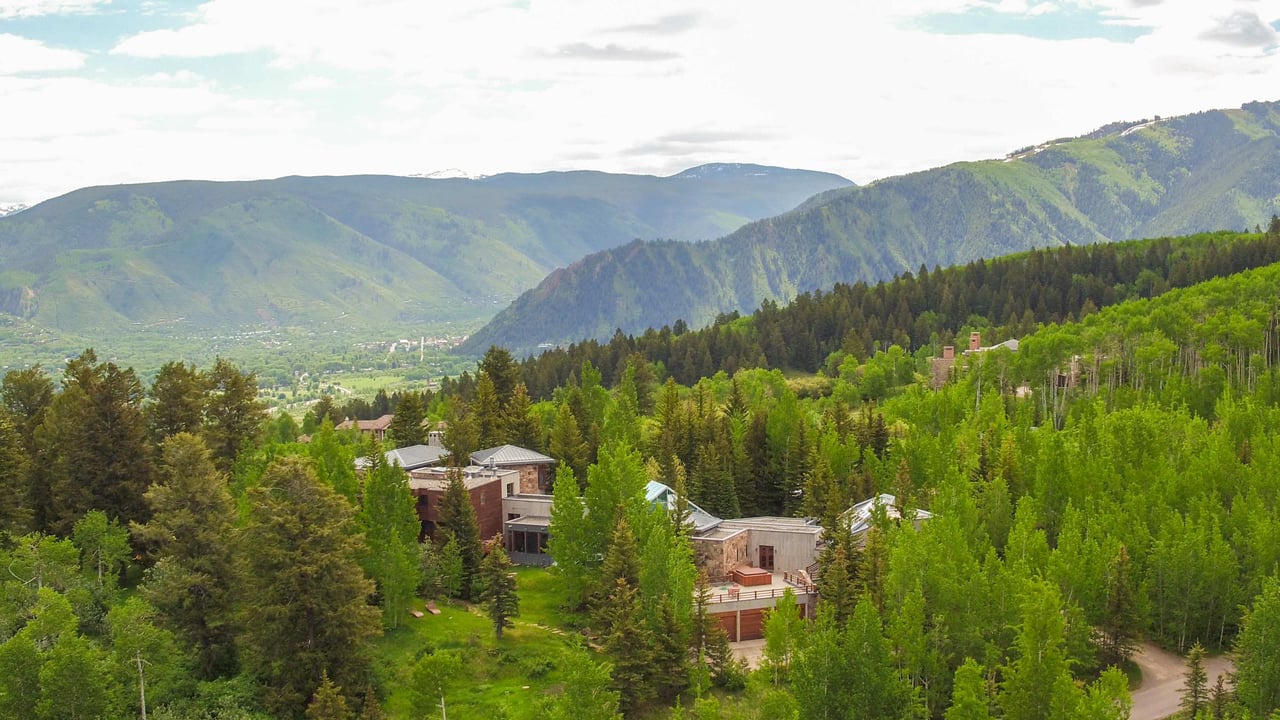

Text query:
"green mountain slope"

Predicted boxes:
[[465, 100, 1280, 355], [0, 164, 852, 335]]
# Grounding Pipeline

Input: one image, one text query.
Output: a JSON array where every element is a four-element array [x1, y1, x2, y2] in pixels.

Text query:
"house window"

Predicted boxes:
[[508, 513, 520, 521], [506, 483, 515, 497], [759, 545, 775, 571]]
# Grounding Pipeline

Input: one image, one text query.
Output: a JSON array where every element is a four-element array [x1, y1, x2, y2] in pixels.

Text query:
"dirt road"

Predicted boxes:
[[1129, 640, 1233, 720]]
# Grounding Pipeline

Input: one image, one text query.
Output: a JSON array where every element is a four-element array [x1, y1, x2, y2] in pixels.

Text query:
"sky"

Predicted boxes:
[[1, 0, 1279, 207]]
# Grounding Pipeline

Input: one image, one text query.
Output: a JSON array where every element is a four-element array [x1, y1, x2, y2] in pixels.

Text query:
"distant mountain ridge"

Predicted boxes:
[[462, 100, 1280, 355], [0, 164, 852, 336]]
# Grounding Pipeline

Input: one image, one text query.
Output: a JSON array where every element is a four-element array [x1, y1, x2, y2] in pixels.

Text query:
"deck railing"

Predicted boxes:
[[704, 575, 818, 604]]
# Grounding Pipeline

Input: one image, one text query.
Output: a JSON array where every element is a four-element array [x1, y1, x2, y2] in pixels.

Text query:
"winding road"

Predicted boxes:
[[1129, 640, 1234, 720]]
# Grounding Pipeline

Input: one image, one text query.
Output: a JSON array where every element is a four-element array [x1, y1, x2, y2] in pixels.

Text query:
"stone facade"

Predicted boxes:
[[693, 528, 750, 578]]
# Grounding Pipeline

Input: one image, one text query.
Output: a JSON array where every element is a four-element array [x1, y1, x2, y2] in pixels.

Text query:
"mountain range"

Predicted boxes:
[[461, 100, 1280, 355], [0, 164, 851, 337]]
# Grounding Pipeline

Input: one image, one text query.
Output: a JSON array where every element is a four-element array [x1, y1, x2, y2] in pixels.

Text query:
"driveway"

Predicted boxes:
[[1129, 640, 1234, 720]]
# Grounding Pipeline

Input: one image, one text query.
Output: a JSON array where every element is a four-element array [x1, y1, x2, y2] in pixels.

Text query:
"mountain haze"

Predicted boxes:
[[0, 164, 852, 335], [464, 100, 1280, 355]]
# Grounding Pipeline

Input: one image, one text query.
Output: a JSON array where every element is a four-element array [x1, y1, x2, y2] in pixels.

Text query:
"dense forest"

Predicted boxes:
[[6, 228, 1280, 719]]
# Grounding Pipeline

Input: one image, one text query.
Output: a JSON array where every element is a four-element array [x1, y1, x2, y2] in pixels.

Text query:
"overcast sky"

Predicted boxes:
[[1, 0, 1279, 206]]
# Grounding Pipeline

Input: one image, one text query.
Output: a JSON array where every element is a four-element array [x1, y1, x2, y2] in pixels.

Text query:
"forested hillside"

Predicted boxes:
[[7, 236, 1280, 718], [491, 225, 1280, 397], [0, 164, 850, 336], [465, 100, 1280, 353]]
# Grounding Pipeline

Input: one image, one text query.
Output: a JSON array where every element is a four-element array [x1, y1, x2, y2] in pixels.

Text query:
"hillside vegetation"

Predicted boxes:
[[466, 100, 1280, 354], [501, 226, 1280, 397], [0, 164, 850, 338]]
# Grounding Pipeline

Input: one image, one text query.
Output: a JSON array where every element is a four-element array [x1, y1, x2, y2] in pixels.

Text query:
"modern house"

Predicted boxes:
[[407, 464, 514, 542]]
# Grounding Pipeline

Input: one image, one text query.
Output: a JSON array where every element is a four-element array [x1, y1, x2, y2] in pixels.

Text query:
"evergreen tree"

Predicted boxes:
[[202, 357, 265, 473], [41, 350, 155, 534], [593, 514, 640, 628], [0, 411, 30, 534], [147, 360, 208, 444], [477, 542, 519, 639], [503, 383, 542, 449], [132, 433, 239, 678], [437, 469, 483, 600], [601, 577, 653, 713], [650, 596, 690, 701], [472, 371, 503, 449], [548, 402, 589, 483], [306, 672, 351, 720], [479, 345, 521, 406], [442, 397, 479, 467], [1181, 642, 1209, 719], [357, 454, 420, 629], [238, 457, 380, 717], [1099, 545, 1141, 666], [387, 391, 425, 447], [436, 532, 465, 600]]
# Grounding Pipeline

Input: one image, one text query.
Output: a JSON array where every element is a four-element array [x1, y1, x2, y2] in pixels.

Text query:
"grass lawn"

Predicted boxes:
[[372, 567, 773, 719]]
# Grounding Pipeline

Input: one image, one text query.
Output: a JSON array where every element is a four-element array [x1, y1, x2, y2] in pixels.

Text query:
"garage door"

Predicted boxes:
[[738, 609, 765, 641], [713, 612, 738, 641]]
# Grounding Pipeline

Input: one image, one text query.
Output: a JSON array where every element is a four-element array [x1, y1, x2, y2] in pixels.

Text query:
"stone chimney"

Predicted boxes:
[[969, 332, 981, 352], [942, 345, 955, 360]]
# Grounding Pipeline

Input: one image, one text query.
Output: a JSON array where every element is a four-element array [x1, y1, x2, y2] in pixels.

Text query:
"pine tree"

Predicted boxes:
[[436, 532, 465, 600], [238, 456, 380, 717], [593, 515, 640, 631], [147, 360, 208, 444], [472, 371, 503, 449], [306, 672, 351, 720], [503, 383, 541, 449], [437, 469, 483, 600], [0, 411, 30, 534], [601, 577, 654, 712], [133, 433, 239, 678], [201, 357, 265, 473], [41, 350, 155, 534], [1100, 545, 1141, 666], [477, 542, 519, 639], [1181, 642, 1209, 718], [387, 392, 425, 447], [548, 402, 589, 483]]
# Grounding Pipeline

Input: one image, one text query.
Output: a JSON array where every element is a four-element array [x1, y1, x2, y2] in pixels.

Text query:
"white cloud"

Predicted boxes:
[[0, 0, 105, 18], [3, 0, 1280, 205], [290, 75, 333, 91], [0, 34, 85, 74]]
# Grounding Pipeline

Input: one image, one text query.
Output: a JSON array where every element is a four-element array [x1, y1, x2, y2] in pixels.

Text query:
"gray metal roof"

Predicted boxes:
[[470, 444, 556, 467], [645, 480, 722, 533], [354, 444, 447, 472], [841, 493, 934, 536]]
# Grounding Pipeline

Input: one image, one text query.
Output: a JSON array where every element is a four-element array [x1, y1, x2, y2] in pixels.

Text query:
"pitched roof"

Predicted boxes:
[[336, 414, 394, 431], [355, 444, 448, 472], [645, 480, 722, 533], [841, 493, 934, 536], [470, 444, 555, 467]]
